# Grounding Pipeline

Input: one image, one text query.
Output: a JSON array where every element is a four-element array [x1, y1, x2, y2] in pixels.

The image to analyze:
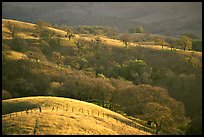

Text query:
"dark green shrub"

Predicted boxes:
[[2, 90, 12, 100]]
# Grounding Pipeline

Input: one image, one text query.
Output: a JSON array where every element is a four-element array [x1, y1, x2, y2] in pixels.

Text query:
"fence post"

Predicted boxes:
[[26, 109, 29, 114], [79, 108, 83, 113], [98, 111, 100, 117], [91, 110, 94, 116], [51, 107, 54, 111]]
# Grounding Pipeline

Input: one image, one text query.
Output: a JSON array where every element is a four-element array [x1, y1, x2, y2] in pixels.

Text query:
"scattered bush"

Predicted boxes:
[[129, 26, 145, 33], [2, 90, 12, 100], [11, 36, 28, 52], [71, 26, 118, 38], [192, 40, 202, 52], [112, 59, 148, 84], [26, 51, 47, 62]]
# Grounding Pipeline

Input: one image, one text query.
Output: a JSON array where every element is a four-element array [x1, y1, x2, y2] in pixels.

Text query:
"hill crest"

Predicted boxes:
[[2, 96, 151, 135]]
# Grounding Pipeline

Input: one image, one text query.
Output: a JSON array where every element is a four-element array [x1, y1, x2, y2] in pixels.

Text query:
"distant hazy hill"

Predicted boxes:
[[2, 2, 202, 37]]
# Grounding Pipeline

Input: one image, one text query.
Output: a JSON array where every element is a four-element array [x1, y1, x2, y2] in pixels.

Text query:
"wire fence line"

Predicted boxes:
[[2, 105, 154, 134]]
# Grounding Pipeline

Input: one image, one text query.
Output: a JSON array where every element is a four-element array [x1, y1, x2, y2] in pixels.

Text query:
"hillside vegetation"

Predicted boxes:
[[2, 19, 202, 135]]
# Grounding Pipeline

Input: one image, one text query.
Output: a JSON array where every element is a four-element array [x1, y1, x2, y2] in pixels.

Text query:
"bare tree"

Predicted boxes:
[[95, 36, 102, 45], [65, 33, 75, 41], [6, 21, 17, 38], [120, 33, 132, 48]]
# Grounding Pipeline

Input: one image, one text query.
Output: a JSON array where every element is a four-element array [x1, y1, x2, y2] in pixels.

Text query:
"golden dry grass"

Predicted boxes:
[[2, 19, 202, 58], [4, 51, 27, 60], [2, 19, 80, 40], [2, 19, 36, 39], [2, 19, 36, 28], [2, 96, 151, 135]]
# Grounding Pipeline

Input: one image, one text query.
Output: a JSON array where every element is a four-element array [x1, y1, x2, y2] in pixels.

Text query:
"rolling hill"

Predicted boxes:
[[2, 18, 202, 135], [2, 96, 150, 135]]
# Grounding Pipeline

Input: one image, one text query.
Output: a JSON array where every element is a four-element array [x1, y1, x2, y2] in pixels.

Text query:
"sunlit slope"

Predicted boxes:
[[2, 96, 150, 135], [2, 19, 73, 40], [2, 19, 201, 57]]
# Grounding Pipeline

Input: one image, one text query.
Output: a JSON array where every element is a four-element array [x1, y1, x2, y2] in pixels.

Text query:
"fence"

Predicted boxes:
[[2, 105, 155, 135]]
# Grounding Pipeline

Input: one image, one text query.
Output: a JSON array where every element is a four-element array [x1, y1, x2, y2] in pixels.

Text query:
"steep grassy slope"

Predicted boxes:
[[2, 96, 150, 135]]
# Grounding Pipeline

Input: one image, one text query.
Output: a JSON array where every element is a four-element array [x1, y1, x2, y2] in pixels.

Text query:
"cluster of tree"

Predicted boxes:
[[26, 51, 47, 62], [166, 33, 202, 52], [4, 21, 30, 52], [52, 52, 65, 67], [5, 21, 18, 38], [130, 33, 162, 43], [56, 25, 118, 39], [186, 112, 202, 135], [119, 31, 196, 52], [120, 33, 132, 47], [2, 57, 190, 134], [129, 26, 145, 33], [155, 38, 169, 50], [112, 59, 151, 85], [158, 36, 192, 51], [153, 69, 202, 135], [192, 40, 202, 52], [50, 23, 119, 38], [35, 19, 52, 28], [35, 20, 55, 42], [67, 33, 75, 41], [11, 36, 28, 52], [86, 99, 113, 109], [177, 36, 192, 51], [35, 19, 76, 47], [180, 33, 200, 40], [111, 85, 190, 134], [2, 90, 12, 100], [73, 26, 118, 38]]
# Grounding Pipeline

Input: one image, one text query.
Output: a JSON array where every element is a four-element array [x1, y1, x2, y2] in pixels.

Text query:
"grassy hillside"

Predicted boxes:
[[2, 19, 202, 135], [2, 96, 150, 135]]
